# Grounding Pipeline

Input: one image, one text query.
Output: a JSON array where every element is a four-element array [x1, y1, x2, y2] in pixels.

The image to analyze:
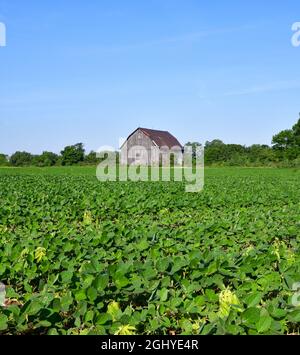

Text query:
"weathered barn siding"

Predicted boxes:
[[120, 128, 183, 166], [121, 129, 159, 166]]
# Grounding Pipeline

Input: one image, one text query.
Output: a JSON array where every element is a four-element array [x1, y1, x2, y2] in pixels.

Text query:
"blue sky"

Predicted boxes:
[[0, 0, 300, 154]]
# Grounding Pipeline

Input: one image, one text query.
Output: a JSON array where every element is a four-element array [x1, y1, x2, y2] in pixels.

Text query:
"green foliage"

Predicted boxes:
[[292, 119, 300, 146], [84, 151, 98, 164], [196, 115, 300, 167], [271, 116, 300, 162], [0, 154, 9, 166], [204, 141, 248, 165], [33, 152, 58, 167], [272, 130, 294, 150], [9, 151, 58, 168], [0, 167, 300, 335], [61, 143, 85, 166], [10, 151, 33, 167]]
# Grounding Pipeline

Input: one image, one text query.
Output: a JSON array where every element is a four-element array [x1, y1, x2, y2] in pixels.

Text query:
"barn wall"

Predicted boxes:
[[120, 129, 160, 166], [120, 129, 183, 166]]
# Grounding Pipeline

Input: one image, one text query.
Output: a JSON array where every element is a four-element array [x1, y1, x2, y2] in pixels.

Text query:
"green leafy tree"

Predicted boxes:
[[205, 139, 225, 148], [248, 145, 276, 164], [272, 115, 300, 161], [10, 151, 33, 167], [84, 151, 98, 164], [272, 130, 294, 150], [0, 154, 8, 166], [292, 118, 300, 146], [34, 151, 58, 167], [204, 140, 227, 164], [61, 143, 85, 166]]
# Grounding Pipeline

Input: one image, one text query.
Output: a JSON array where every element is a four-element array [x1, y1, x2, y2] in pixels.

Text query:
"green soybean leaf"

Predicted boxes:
[[159, 288, 168, 302], [0, 314, 8, 331], [256, 311, 272, 333]]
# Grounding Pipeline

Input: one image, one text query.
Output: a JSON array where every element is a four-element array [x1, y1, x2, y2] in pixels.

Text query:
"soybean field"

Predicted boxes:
[[0, 167, 300, 335]]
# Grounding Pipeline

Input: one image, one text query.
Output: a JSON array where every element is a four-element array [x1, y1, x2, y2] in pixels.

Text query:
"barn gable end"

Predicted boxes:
[[120, 128, 183, 166]]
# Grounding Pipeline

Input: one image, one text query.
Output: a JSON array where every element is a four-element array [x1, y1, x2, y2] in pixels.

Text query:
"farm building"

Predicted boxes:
[[120, 128, 183, 166]]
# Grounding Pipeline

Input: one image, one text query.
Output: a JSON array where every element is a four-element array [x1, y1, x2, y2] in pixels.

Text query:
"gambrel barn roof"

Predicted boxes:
[[125, 128, 183, 149]]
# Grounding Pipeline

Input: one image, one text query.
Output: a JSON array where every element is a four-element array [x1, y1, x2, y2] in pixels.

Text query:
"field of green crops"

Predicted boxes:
[[1, 167, 300, 335]]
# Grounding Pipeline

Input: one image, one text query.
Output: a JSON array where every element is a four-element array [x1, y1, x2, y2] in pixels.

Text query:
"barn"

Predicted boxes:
[[120, 127, 183, 166]]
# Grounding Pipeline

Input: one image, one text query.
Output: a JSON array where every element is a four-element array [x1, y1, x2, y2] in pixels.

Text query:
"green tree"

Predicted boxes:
[[248, 145, 276, 164], [272, 130, 294, 150], [204, 140, 227, 164], [61, 143, 85, 166], [292, 118, 300, 146], [34, 151, 58, 167], [84, 151, 98, 164], [205, 139, 225, 148], [10, 151, 33, 167], [272, 115, 300, 161], [0, 154, 8, 166]]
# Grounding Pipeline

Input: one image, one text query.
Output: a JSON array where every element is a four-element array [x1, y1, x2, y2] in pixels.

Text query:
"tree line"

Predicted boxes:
[[188, 115, 300, 167], [1, 115, 300, 167], [0, 143, 103, 167]]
